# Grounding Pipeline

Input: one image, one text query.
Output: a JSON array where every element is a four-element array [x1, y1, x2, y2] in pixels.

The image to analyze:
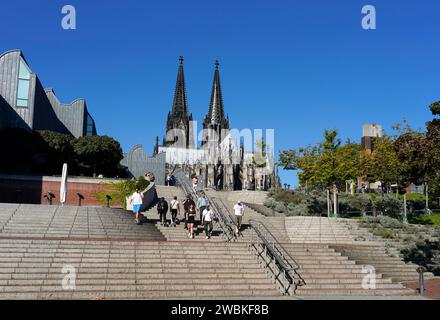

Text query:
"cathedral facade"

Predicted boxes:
[[154, 57, 278, 191]]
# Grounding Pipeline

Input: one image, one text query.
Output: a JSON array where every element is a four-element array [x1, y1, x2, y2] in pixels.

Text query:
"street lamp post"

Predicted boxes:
[[403, 194, 408, 224]]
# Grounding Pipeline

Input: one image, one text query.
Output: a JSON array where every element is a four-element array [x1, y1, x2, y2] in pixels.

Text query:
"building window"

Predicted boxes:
[[86, 114, 95, 136], [16, 60, 31, 108]]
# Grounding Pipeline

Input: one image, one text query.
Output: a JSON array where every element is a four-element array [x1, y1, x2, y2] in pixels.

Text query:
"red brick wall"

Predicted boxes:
[[0, 177, 120, 207]]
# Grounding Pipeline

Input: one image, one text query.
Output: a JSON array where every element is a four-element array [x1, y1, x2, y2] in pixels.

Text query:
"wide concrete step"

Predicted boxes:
[[1, 289, 282, 300], [296, 288, 415, 296]]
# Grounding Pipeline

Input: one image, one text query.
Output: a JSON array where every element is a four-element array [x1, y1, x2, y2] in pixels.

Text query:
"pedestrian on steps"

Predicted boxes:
[[233, 201, 244, 234], [201, 204, 215, 239], [170, 196, 180, 227], [182, 194, 195, 230], [197, 191, 208, 226], [130, 188, 144, 225], [187, 204, 197, 239], [192, 176, 199, 193], [157, 197, 169, 227]]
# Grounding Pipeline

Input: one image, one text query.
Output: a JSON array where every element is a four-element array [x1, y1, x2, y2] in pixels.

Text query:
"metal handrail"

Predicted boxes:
[[248, 219, 305, 294], [174, 169, 236, 241], [209, 197, 236, 241], [249, 219, 300, 271]]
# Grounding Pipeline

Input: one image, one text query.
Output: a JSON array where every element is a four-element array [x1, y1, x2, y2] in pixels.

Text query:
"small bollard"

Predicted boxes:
[[44, 192, 55, 205], [105, 195, 112, 208], [77, 193, 84, 206], [416, 266, 427, 296]]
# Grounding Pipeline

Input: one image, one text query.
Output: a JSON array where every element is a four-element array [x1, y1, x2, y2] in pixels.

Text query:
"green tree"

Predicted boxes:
[[278, 130, 361, 189], [36, 130, 75, 173], [426, 101, 440, 196], [363, 135, 402, 192], [71, 135, 123, 177]]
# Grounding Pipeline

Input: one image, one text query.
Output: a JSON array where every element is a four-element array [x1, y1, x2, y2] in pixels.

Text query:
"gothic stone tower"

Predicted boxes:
[[164, 56, 195, 149], [201, 61, 239, 190]]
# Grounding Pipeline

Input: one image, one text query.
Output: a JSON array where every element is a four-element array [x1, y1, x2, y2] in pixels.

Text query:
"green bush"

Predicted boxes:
[[274, 202, 287, 213], [378, 216, 404, 229], [375, 197, 402, 218], [287, 202, 309, 216], [136, 176, 150, 191], [372, 227, 396, 239], [270, 190, 305, 205], [363, 216, 381, 224], [263, 198, 277, 209], [95, 177, 149, 209], [401, 240, 440, 276]]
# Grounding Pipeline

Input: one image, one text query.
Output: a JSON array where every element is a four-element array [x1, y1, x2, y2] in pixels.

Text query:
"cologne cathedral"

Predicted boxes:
[[154, 57, 278, 191]]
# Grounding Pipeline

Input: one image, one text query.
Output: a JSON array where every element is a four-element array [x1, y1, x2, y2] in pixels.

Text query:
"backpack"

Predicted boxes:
[[157, 200, 168, 213]]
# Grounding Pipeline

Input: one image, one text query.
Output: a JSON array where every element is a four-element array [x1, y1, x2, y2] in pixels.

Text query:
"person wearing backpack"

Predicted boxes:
[[170, 196, 180, 227], [157, 197, 169, 227]]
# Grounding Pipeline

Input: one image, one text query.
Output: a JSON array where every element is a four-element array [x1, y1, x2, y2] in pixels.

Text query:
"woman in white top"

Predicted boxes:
[[130, 188, 144, 225]]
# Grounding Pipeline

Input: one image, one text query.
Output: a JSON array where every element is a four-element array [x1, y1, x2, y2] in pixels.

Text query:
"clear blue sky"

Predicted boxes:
[[2, 0, 439, 186]]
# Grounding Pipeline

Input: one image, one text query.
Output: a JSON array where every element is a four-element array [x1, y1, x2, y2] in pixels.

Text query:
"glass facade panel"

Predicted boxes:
[[16, 99, 28, 107], [86, 114, 95, 136], [16, 60, 31, 108], [17, 79, 30, 100], [19, 61, 30, 80]]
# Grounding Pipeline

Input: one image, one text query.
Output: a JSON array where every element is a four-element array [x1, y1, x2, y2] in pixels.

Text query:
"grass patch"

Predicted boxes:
[[408, 214, 440, 226]]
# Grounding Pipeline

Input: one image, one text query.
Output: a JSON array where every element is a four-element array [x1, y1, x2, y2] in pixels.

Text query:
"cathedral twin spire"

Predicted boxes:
[[204, 60, 229, 130], [165, 56, 229, 149]]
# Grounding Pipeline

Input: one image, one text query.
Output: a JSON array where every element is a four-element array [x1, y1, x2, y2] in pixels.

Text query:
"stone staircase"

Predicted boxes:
[[241, 203, 417, 297], [0, 190, 425, 299], [0, 239, 281, 299], [0, 204, 164, 241], [147, 186, 227, 242], [331, 219, 436, 283]]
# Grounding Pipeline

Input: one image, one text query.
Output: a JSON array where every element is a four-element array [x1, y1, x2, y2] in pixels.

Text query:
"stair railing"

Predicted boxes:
[[248, 219, 305, 295], [174, 169, 236, 242]]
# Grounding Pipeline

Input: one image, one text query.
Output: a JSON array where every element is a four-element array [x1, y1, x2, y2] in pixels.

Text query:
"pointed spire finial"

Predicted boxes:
[[215, 60, 219, 69], [179, 56, 184, 65]]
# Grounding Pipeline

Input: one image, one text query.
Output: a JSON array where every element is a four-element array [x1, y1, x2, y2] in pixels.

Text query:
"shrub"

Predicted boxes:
[[372, 227, 396, 239], [136, 176, 150, 191], [287, 202, 310, 216], [274, 202, 287, 213], [264, 198, 277, 209], [378, 216, 404, 229], [375, 197, 402, 218], [271, 189, 305, 205], [363, 216, 380, 224], [95, 177, 148, 209]]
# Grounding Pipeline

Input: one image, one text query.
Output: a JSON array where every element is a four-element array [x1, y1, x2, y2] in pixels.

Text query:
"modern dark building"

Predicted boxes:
[[0, 50, 97, 137]]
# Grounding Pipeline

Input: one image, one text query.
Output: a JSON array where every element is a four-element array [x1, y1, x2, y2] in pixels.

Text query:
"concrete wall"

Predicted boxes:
[[121, 145, 166, 185]]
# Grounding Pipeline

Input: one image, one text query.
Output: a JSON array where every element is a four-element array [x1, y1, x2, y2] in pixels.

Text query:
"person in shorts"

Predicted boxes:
[[187, 204, 197, 239], [233, 201, 244, 234], [130, 188, 144, 225], [182, 194, 195, 230]]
